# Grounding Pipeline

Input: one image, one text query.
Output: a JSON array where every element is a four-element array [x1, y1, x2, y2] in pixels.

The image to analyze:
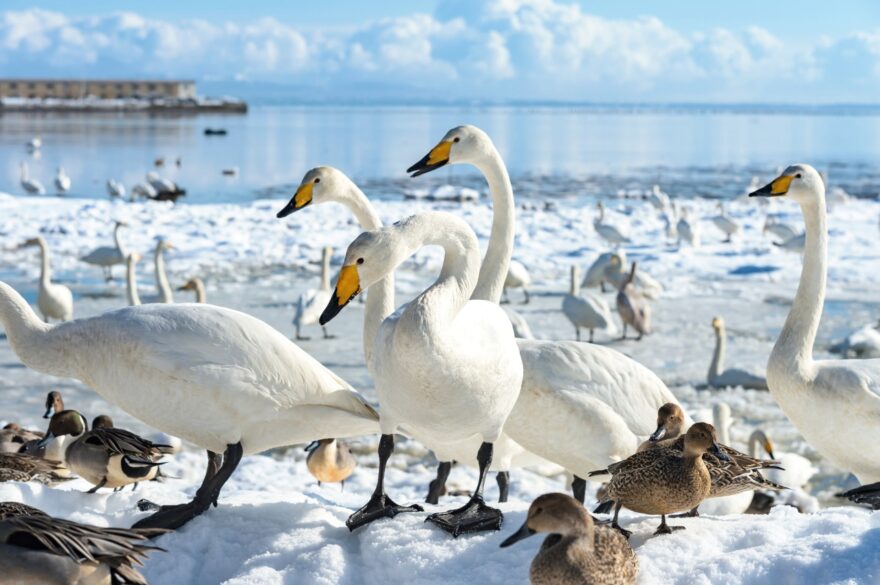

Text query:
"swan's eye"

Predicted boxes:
[[314, 178, 321, 184], [795, 173, 802, 179], [453, 137, 460, 143], [357, 258, 364, 265]]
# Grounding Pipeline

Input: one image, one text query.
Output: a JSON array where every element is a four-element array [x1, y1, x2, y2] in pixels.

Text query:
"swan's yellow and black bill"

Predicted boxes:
[[499, 521, 536, 548], [277, 181, 314, 218], [407, 140, 452, 177], [320, 265, 361, 325], [750, 175, 793, 197]]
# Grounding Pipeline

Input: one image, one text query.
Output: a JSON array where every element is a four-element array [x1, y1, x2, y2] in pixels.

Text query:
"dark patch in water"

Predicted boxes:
[[729, 265, 779, 276]]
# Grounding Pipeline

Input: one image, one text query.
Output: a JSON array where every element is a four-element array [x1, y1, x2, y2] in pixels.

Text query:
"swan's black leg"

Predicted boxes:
[[347, 434, 423, 531], [426, 461, 452, 504], [427, 442, 503, 537], [496, 471, 510, 503]]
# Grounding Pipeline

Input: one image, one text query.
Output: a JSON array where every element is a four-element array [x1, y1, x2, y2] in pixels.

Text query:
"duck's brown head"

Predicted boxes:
[[91, 415, 114, 430], [683, 422, 729, 461], [500, 493, 592, 548], [649, 403, 685, 442], [43, 391, 64, 419]]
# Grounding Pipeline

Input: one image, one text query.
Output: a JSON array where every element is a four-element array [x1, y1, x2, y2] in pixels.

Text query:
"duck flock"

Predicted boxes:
[[0, 124, 878, 585]]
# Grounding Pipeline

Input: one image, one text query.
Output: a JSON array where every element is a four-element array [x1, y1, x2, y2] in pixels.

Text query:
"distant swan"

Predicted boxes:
[[710, 202, 740, 242], [763, 215, 798, 242], [562, 265, 616, 342], [153, 239, 174, 303], [503, 259, 531, 304], [293, 246, 334, 340], [20, 237, 73, 322], [81, 221, 128, 281], [707, 316, 768, 390], [54, 167, 70, 194], [594, 202, 631, 247], [19, 163, 45, 195], [829, 321, 880, 359], [125, 253, 142, 306], [106, 179, 126, 199], [676, 207, 700, 248], [178, 277, 207, 303], [751, 164, 880, 484]]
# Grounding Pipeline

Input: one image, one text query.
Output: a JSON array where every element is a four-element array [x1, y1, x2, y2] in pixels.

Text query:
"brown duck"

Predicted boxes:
[[501, 493, 638, 585], [306, 439, 356, 488]]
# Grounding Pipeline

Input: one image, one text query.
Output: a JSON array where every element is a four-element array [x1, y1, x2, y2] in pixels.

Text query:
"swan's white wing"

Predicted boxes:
[[298, 288, 331, 327]]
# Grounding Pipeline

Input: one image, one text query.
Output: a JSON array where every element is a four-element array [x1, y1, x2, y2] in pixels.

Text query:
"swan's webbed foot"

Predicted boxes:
[[426, 495, 503, 537], [132, 500, 207, 531], [346, 492, 423, 531]]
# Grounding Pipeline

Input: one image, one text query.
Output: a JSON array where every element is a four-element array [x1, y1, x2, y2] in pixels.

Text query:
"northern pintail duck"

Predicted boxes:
[[637, 403, 686, 452], [501, 493, 638, 585], [0, 501, 164, 584], [41, 410, 173, 492], [92, 415, 114, 430], [306, 438, 356, 488], [616, 263, 651, 340], [0, 452, 71, 485], [44, 390, 65, 419], [0, 422, 43, 453], [591, 423, 729, 537]]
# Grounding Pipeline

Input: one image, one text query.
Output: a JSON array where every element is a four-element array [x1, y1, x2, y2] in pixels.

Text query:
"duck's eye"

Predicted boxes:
[[314, 178, 321, 184], [357, 258, 364, 265], [795, 173, 802, 179], [453, 137, 460, 143]]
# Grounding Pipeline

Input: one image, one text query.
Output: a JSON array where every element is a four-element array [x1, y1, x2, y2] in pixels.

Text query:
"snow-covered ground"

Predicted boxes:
[[0, 189, 879, 584]]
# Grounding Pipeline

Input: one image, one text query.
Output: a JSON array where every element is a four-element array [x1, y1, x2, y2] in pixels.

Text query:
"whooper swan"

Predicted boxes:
[[19, 237, 73, 322], [562, 265, 616, 342], [293, 246, 334, 340], [153, 239, 175, 303], [81, 221, 128, 281], [707, 316, 768, 390]]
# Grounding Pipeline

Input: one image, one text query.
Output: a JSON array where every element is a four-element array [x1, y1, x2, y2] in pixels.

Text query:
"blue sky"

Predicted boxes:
[[2, 1, 879, 103]]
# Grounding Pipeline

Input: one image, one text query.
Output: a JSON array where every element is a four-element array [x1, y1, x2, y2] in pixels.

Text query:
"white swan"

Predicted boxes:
[[293, 246, 334, 340], [146, 171, 177, 194], [19, 163, 45, 195], [775, 232, 806, 254], [178, 278, 207, 303], [54, 167, 71, 194], [81, 221, 128, 281], [830, 321, 880, 359], [676, 207, 700, 248], [106, 179, 126, 199], [583, 251, 663, 299], [125, 253, 142, 307], [505, 307, 535, 340], [647, 184, 669, 211], [562, 265, 616, 342], [763, 215, 798, 242], [751, 164, 880, 484], [710, 202, 740, 242], [153, 239, 174, 304], [696, 403, 757, 515], [503, 259, 531, 304], [593, 202, 631, 247], [26, 136, 41, 152], [0, 279, 379, 530], [320, 211, 524, 535], [708, 316, 768, 390], [19, 237, 73, 322], [131, 182, 157, 201]]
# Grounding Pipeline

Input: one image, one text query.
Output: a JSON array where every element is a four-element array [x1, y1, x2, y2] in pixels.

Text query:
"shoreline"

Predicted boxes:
[[0, 98, 247, 114]]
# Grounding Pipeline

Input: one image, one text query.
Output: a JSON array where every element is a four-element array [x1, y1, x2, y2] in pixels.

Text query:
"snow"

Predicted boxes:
[[0, 190, 879, 584]]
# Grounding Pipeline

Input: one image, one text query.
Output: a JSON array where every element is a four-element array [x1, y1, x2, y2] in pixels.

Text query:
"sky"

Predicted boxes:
[[2, 0, 880, 103]]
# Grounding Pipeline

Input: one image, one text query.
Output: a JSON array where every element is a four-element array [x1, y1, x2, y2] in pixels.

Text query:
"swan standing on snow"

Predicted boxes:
[[763, 215, 798, 242], [580, 251, 663, 298], [562, 265, 616, 342], [178, 277, 207, 303], [0, 279, 379, 530], [751, 164, 880, 485], [125, 253, 142, 306], [153, 239, 174, 304], [320, 212, 523, 536], [707, 316, 768, 390], [294, 246, 334, 340], [81, 221, 128, 281], [502, 259, 531, 304], [106, 179, 126, 199], [19, 163, 45, 195], [830, 321, 880, 359], [710, 202, 740, 242], [616, 263, 651, 340], [647, 184, 669, 211], [54, 167, 70, 194], [594, 202, 631, 247], [676, 207, 700, 248], [19, 237, 73, 322]]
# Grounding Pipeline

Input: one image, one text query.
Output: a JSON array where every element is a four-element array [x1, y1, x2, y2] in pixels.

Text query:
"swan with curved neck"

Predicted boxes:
[[593, 201, 630, 247], [293, 246, 335, 340], [0, 273, 379, 530], [153, 240, 174, 304], [20, 237, 73, 322], [562, 265, 616, 342], [81, 221, 129, 281], [708, 316, 768, 390], [320, 211, 523, 535], [178, 278, 206, 303], [751, 163, 880, 484], [281, 127, 689, 505]]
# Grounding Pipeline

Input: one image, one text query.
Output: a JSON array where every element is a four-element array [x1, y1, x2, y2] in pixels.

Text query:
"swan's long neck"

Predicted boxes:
[[748, 431, 762, 459], [335, 182, 394, 366], [713, 408, 731, 445], [320, 248, 331, 292], [113, 225, 127, 257], [154, 245, 173, 303], [192, 279, 206, 303], [401, 213, 480, 329], [570, 266, 579, 296], [772, 193, 827, 372], [36, 239, 51, 286], [127, 259, 141, 306], [472, 151, 515, 305], [709, 326, 725, 379], [0, 282, 68, 375]]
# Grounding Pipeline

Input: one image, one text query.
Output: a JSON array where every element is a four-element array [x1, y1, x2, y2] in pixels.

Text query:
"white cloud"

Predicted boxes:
[[0, 2, 876, 101]]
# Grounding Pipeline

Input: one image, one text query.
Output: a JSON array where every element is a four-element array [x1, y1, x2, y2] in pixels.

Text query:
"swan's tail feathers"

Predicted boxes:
[[593, 500, 615, 515], [325, 388, 379, 421], [837, 482, 880, 509]]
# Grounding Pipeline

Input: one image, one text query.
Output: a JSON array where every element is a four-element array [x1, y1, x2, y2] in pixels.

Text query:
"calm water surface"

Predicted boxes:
[[2, 105, 879, 203]]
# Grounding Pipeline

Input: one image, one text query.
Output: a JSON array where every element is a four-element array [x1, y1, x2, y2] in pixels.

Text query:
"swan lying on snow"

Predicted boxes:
[[707, 316, 768, 390], [829, 321, 880, 359]]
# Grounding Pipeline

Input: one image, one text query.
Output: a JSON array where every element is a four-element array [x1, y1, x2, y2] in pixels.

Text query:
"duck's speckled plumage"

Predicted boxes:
[[0, 452, 71, 485]]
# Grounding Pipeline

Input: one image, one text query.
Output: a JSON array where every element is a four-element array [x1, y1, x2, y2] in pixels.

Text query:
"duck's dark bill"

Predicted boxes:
[[499, 521, 535, 547]]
